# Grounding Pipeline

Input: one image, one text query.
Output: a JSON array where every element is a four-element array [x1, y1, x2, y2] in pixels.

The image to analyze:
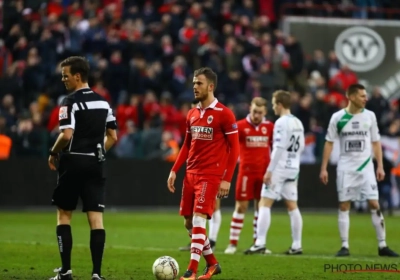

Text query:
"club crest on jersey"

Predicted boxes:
[[59, 106, 68, 120], [244, 128, 250, 134], [207, 115, 213, 124], [262, 127, 267, 134]]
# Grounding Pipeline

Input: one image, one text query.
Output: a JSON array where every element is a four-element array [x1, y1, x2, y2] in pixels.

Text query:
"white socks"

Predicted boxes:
[[289, 208, 303, 249], [338, 209, 387, 249], [371, 209, 387, 248], [255, 207, 303, 248], [255, 207, 271, 246], [338, 210, 350, 248], [208, 209, 221, 242]]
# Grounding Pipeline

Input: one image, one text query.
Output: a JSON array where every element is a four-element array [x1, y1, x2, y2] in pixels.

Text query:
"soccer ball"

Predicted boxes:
[[152, 256, 179, 280]]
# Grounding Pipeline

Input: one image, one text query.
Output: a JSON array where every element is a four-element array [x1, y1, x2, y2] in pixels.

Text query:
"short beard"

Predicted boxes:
[[195, 93, 208, 102]]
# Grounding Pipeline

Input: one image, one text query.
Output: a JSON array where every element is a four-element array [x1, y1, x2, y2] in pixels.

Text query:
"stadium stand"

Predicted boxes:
[[0, 0, 400, 162]]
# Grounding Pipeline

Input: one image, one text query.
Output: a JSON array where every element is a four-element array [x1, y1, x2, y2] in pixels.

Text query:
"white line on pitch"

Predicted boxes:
[[0, 240, 381, 262]]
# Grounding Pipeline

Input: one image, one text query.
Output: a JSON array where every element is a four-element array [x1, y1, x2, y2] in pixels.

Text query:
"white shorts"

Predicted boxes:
[[336, 168, 378, 202], [261, 172, 298, 201]]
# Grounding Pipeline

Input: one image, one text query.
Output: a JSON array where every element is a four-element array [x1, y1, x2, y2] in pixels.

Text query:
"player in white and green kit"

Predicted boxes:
[[320, 84, 398, 257]]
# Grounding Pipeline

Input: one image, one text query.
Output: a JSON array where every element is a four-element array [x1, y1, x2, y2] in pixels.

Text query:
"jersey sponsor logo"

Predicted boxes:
[[345, 140, 365, 152], [352, 121, 359, 129], [59, 106, 68, 120], [198, 182, 207, 203], [341, 131, 368, 137], [246, 136, 269, 147], [191, 126, 213, 140], [207, 115, 213, 124]]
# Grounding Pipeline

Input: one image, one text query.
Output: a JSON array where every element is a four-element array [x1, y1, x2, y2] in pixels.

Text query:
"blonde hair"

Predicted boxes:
[[251, 97, 267, 107]]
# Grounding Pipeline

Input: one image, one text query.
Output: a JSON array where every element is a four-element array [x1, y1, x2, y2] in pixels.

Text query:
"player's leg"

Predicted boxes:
[[244, 196, 274, 254], [225, 173, 253, 254], [194, 176, 222, 280], [335, 170, 355, 257], [50, 160, 77, 280], [284, 200, 303, 255], [363, 174, 399, 257], [183, 198, 221, 252], [179, 176, 195, 251], [179, 174, 199, 280], [281, 179, 303, 255], [368, 200, 398, 256], [208, 198, 221, 249], [336, 200, 351, 257], [225, 200, 249, 254], [182, 214, 220, 279], [244, 175, 281, 255], [226, 174, 247, 252], [81, 160, 107, 280], [252, 199, 259, 243], [252, 176, 264, 243]]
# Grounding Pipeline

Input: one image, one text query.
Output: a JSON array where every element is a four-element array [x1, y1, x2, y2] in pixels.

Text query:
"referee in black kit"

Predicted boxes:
[[48, 56, 117, 280]]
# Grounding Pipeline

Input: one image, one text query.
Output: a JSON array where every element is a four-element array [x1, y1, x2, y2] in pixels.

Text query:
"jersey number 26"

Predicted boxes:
[[287, 135, 300, 153]]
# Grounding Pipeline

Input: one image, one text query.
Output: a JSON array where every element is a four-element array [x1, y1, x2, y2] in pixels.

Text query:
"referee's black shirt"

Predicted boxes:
[[59, 88, 117, 154]]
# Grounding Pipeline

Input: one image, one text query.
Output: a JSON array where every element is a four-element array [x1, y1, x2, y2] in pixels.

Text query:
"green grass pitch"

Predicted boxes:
[[1, 210, 400, 280]]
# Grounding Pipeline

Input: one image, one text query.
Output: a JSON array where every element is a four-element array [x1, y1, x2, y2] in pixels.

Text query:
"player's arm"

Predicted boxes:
[[372, 141, 383, 167], [321, 117, 338, 171], [222, 111, 240, 183], [266, 120, 286, 173], [171, 121, 192, 173], [320, 116, 338, 184], [269, 122, 274, 150], [104, 107, 118, 151], [370, 113, 384, 180], [50, 98, 75, 153], [167, 124, 191, 193]]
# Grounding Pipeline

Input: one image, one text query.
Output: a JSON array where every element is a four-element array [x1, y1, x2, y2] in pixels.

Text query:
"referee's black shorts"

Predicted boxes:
[[52, 154, 106, 212]]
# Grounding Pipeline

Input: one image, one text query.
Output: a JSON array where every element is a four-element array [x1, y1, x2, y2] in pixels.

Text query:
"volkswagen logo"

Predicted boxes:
[[334, 26, 385, 72]]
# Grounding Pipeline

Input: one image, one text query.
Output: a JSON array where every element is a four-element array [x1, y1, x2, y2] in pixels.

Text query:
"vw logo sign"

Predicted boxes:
[[334, 26, 385, 72]]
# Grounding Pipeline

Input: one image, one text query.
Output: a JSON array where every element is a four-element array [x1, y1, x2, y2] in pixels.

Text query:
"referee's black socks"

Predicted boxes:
[[90, 229, 106, 276], [56, 225, 73, 273]]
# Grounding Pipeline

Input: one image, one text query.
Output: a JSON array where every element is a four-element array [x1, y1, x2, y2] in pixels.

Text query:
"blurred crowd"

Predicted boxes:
[[1, 0, 400, 168]]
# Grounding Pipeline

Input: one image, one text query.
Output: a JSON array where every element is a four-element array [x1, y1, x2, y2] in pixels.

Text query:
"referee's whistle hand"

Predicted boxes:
[[48, 155, 58, 171], [167, 171, 176, 193]]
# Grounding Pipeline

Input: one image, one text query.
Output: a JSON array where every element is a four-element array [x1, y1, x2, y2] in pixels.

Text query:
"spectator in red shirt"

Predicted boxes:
[[329, 65, 358, 92]]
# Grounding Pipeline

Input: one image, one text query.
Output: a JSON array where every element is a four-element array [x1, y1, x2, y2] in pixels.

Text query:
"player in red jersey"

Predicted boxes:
[[224, 97, 274, 254], [179, 100, 222, 253], [167, 67, 240, 280]]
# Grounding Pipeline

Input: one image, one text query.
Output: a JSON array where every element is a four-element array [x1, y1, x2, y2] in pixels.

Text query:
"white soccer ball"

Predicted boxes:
[[152, 256, 179, 280]]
